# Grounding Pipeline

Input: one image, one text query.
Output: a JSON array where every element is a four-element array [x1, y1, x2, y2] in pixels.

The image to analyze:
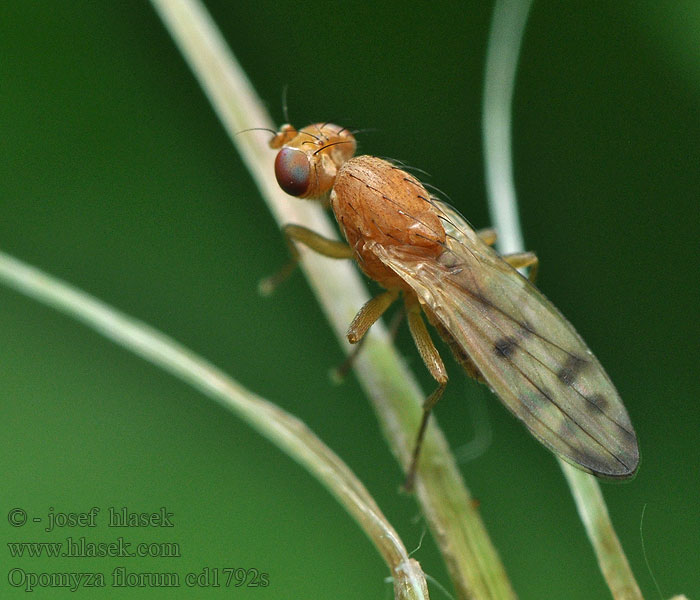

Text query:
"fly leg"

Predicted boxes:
[[259, 224, 354, 295], [333, 289, 399, 381], [503, 251, 539, 283], [476, 228, 497, 246], [478, 229, 539, 283], [404, 294, 448, 491], [346, 289, 400, 343], [332, 305, 404, 382]]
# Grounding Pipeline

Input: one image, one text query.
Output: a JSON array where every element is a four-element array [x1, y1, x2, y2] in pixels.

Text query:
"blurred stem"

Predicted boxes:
[[151, 0, 514, 599], [483, 0, 531, 257], [483, 1, 643, 599], [0, 251, 428, 600], [561, 465, 643, 600]]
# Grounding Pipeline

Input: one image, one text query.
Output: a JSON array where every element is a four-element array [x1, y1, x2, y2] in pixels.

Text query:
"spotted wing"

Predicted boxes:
[[369, 202, 639, 478]]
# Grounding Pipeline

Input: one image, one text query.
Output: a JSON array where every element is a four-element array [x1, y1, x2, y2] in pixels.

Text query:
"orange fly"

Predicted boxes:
[[265, 122, 639, 489]]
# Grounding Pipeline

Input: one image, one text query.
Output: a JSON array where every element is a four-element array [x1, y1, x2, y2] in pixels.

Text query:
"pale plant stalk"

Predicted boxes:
[[483, 1, 643, 599], [150, 0, 514, 599]]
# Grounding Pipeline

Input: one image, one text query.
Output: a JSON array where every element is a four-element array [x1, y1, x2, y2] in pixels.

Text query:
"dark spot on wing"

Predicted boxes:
[[494, 337, 517, 359], [557, 355, 587, 386], [557, 367, 576, 386], [587, 393, 609, 413]]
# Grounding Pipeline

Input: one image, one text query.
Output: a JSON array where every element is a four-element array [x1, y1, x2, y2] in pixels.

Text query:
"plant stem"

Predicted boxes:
[[561, 464, 643, 600]]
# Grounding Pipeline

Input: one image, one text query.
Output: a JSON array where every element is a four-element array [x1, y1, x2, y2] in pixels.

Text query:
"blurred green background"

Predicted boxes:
[[1, 2, 698, 598]]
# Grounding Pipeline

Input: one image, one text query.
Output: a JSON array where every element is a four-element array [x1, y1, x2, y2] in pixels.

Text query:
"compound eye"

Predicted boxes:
[[274, 148, 310, 197]]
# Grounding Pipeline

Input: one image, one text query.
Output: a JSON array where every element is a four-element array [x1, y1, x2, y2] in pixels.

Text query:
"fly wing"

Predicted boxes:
[[369, 203, 639, 478]]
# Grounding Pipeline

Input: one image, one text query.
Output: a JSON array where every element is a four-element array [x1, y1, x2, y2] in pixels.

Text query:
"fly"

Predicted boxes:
[[263, 122, 639, 489]]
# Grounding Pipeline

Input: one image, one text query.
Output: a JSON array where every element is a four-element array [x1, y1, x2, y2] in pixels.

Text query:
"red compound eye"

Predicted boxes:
[[274, 148, 310, 197]]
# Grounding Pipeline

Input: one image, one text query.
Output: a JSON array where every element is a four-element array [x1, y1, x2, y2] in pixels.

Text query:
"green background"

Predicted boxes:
[[1, 2, 698, 598]]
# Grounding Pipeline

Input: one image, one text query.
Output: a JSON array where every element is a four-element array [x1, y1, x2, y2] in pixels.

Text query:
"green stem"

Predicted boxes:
[[561, 464, 643, 600]]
